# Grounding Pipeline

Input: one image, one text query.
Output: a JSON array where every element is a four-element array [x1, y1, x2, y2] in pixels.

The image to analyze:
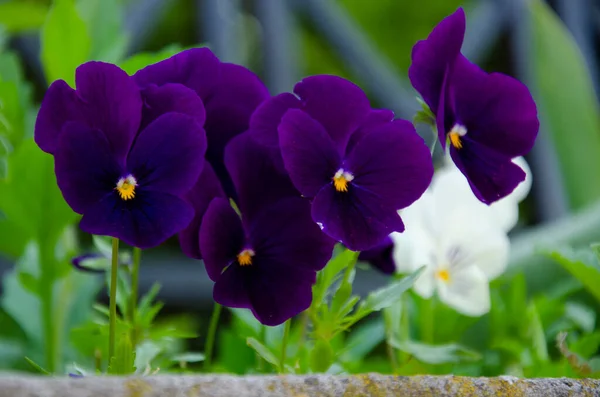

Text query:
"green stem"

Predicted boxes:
[[108, 238, 120, 362], [297, 311, 310, 353], [341, 251, 358, 285], [256, 325, 266, 372], [129, 247, 142, 347], [279, 320, 291, 373], [383, 308, 399, 374], [40, 249, 57, 373], [204, 303, 222, 370], [429, 125, 438, 155], [420, 297, 435, 344], [398, 293, 411, 364]]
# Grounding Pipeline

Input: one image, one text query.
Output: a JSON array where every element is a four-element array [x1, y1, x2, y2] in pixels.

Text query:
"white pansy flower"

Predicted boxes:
[[437, 156, 532, 232], [391, 157, 531, 316]]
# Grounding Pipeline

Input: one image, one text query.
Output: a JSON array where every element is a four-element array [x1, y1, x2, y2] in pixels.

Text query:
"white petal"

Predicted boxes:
[[432, 160, 524, 232], [437, 265, 491, 316], [390, 231, 413, 273], [488, 199, 519, 233], [412, 262, 436, 299], [439, 207, 509, 281], [399, 189, 437, 234], [487, 157, 531, 231], [390, 223, 436, 274], [394, 190, 437, 273], [510, 156, 532, 203]]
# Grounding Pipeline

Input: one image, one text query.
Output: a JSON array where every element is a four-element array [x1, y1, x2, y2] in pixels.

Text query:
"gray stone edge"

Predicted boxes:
[[0, 374, 599, 397]]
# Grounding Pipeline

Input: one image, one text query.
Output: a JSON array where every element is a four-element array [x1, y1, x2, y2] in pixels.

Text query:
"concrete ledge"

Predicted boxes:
[[0, 374, 599, 397]]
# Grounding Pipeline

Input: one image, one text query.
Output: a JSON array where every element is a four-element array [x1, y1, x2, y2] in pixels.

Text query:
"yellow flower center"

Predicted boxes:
[[435, 269, 451, 283], [448, 124, 467, 149], [237, 249, 255, 266], [332, 169, 354, 192], [115, 175, 138, 201]]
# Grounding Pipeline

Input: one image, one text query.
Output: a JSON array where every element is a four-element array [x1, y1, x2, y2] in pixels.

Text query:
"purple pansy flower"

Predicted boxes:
[[358, 236, 396, 275], [249, 75, 433, 251], [133, 48, 270, 197], [34, 62, 206, 248], [409, 8, 539, 204], [199, 132, 334, 325], [177, 161, 226, 259]]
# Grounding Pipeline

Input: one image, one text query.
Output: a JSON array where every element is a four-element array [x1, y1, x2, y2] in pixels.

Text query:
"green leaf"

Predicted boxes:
[[556, 332, 597, 376], [388, 340, 481, 365], [589, 358, 600, 375], [413, 97, 435, 127], [137, 283, 162, 325], [24, 357, 50, 375], [246, 337, 279, 368], [0, 218, 29, 258], [134, 340, 162, 372], [335, 296, 360, 320], [0, 2, 48, 33], [324, 248, 357, 285], [17, 272, 38, 295], [309, 339, 334, 372], [108, 333, 136, 375], [70, 320, 111, 360], [230, 308, 262, 337], [74, 256, 110, 272], [313, 248, 357, 306], [41, 0, 90, 86], [264, 323, 285, 351], [529, 0, 600, 208], [77, 0, 128, 63], [149, 321, 197, 340], [0, 307, 27, 343], [1, 243, 43, 345], [105, 267, 131, 318], [170, 352, 205, 363], [0, 51, 34, 151], [569, 332, 600, 359], [217, 330, 255, 374], [564, 302, 596, 333], [547, 248, 600, 303], [526, 301, 549, 362], [331, 279, 353, 316], [140, 302, 164, 328], [229, 198, 241, 217], [0, 139, 77, 249], [92, 236, 113, 258], [360, 267, 424, 312], [339, 318, 385, 363], [92, 303, 110, 317], [0, 80, 24, 146], [119, 44, 185, 75]]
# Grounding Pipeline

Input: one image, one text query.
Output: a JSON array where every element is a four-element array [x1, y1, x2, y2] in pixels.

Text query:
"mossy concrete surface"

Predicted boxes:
[[0, 374, 599, 397]]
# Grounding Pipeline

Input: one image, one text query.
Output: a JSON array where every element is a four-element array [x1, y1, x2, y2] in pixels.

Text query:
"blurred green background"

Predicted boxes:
[[1, 0, 600, 377]]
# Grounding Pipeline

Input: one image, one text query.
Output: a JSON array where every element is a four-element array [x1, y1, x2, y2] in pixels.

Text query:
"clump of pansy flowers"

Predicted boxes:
[[35, 6, 538, 332]]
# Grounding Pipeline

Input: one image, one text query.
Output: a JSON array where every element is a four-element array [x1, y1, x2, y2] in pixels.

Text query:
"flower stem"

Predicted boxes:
[[420, 297, 435, 344], [256, 325, 266, 372], [341, 250, 359, 285], [398, 293, 411, 364], [40, 246, 57, 373], [279, 319, 291, 373], [204, 302, 222, 370], [383, 308, 399, 374], [129, 247, 142, 347], [297, 311, 310, 352], [108, 238, 119, 362], [429, 126, 438, 155]]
